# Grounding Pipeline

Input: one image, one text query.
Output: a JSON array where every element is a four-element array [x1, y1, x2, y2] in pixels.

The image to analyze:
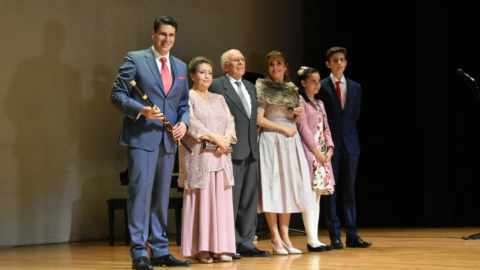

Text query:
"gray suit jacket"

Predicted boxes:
[[209, 75, 259, 160]]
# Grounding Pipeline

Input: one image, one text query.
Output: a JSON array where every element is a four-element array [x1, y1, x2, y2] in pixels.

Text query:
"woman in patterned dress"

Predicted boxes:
[[295, 66, 335, 252]]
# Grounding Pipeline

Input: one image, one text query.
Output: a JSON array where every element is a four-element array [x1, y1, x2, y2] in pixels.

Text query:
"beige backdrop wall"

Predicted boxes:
[[0, 0, 303, 247]]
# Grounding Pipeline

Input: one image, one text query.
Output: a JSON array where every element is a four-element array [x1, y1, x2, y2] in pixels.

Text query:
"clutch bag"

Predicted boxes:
[[202, 140, 233, 153]]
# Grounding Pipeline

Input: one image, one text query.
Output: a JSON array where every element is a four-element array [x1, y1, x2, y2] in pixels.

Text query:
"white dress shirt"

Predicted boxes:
[[330, 73, 347, 109], [227, 74, 252, 110], [136, 47, 173, 120], [152, 46, 172, 79]]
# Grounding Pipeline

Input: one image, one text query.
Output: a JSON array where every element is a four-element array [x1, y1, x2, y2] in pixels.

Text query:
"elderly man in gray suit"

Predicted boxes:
[[209, 49, 269, 258]]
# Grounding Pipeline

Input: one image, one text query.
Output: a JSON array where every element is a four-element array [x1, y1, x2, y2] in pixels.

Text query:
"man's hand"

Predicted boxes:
[[141, 106, 164, 121], [172, 122, 187, 140]]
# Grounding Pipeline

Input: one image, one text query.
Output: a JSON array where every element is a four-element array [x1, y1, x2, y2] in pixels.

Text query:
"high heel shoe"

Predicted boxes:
[[271, 242, 288, 255], [282, 241, 302, 254], [214, 254, 232, 262], [198, 251, 213, 263]]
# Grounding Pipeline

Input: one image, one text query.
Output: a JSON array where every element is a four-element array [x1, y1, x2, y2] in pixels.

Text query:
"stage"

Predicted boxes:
[[0, 227, 478, 269]]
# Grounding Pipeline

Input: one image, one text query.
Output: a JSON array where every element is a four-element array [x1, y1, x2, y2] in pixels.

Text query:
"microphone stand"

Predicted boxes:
[[459, 75, 480, 240]]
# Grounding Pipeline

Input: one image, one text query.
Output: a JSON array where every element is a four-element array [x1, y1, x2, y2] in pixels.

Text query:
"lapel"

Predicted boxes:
[[343, 77, 354, 117], [300, 92, 317, 114], [169, 55, 178, 94], [326, 76, 343, 113], [144, 48, 165, 96], [144, 48, 178, 97], [222, 75, 250, 118], [242, 78, 256, 108]]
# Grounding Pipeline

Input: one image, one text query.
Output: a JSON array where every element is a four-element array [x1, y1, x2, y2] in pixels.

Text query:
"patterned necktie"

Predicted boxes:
[[160, 57, 172, 95], [234, 81, 250, 118], [335, 81, 343, 108]]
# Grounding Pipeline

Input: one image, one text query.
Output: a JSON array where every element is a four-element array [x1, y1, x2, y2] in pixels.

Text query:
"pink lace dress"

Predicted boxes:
[[179, 91, 236, 260]]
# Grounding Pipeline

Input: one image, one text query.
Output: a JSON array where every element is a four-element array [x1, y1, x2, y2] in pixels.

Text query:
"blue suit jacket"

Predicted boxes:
[[316, 76, 361, 155], [111, 47, 190, 153]]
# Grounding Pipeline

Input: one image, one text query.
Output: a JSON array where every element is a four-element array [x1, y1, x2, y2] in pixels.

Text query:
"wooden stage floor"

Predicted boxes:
[[0, 227, 479, 269]]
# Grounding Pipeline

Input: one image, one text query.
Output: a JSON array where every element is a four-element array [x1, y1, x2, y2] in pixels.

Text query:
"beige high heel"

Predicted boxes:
[[271, 242, 288, 255], [282, 241, 302, 254]]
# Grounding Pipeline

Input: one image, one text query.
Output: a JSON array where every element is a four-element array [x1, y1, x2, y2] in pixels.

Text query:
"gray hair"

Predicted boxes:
[[220, 49, 240, 65]]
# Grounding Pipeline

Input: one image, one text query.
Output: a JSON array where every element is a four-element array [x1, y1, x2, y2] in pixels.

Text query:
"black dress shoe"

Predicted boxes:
[[307, 244, 326, 252], [323, 245, 333, 251], [132, 257, 152, 270], [150, 254, 191, 267], [232, 253, 242, 259], [331, 238, 344, 249], [346, 235, 372, 248], [239, 247, 270, 257]]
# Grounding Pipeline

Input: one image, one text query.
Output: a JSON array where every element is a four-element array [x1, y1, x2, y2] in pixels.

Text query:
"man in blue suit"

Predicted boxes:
[[316, 47, 372, 249], [111, 15, 191, 269]]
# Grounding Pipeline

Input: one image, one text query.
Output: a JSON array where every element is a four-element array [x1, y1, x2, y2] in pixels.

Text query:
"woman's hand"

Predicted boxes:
[[224, 134, 233, 146], [211, 133, 229, 154], [325, 149, 333, 163], [281, 126, 298, 137], [315, 152, 327, 165], [292, 107, 305, 117]]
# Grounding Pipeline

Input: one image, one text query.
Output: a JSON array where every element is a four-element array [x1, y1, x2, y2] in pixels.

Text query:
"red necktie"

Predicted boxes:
[[335, 81, 342, 107], [160, 57, 172, 95]]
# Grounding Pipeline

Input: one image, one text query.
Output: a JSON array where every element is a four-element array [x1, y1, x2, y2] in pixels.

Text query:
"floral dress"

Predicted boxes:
[[312, 100, 334, 195]]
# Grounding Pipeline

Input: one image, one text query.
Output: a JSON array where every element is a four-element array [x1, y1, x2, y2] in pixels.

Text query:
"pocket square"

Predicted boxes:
[[178, 76, 185, 80]]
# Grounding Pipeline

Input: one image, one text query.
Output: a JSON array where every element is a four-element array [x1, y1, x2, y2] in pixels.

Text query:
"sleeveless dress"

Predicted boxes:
[[256, 79, 313, 213]]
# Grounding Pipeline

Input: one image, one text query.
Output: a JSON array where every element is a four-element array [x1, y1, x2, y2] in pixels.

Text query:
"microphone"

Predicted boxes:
[[457, 68, 475, 82]]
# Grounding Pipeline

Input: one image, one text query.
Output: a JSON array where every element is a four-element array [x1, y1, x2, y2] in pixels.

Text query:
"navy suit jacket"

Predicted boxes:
[[316, 76, 361, 155], [111, 47, 190, 153], [209, 75, 259, 161]]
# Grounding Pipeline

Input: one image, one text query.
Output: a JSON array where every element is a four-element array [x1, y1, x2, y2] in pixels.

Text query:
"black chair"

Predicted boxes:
[[107, 153, 184, 246]]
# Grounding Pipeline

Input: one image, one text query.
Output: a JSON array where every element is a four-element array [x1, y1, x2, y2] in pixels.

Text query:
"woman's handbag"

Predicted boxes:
[[202, 140, 233, 153]]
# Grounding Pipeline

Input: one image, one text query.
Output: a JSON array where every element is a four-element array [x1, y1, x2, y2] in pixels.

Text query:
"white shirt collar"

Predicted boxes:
[[152, 46, 170, 62], [330, 73, 346, 84], [226, 74, 242, 84]]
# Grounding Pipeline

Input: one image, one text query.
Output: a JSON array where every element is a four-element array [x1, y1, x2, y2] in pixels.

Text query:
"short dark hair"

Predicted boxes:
[[153, 15, 178, 32], [294, 67, 319, 95], [326, 47, 347, 62], [188, 56, 214, 75], [264, 50, 291, 82]]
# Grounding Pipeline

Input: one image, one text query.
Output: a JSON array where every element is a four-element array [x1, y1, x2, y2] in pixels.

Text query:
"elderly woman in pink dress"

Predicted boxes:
[[178, 56, 236, 263], [295, 66, 335, 252]]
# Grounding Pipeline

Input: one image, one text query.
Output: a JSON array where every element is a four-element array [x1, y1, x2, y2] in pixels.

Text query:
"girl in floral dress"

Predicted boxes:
[[296, 66, 335, 252]]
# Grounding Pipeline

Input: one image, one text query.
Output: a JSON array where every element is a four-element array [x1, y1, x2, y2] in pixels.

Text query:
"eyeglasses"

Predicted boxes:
[[308, 81, 321, 86], [227, 57, 246, 63]]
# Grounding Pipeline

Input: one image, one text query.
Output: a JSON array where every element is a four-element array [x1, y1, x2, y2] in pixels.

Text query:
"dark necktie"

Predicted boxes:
[[160, 57, 172, 95], [235, 81, 250, 118]]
